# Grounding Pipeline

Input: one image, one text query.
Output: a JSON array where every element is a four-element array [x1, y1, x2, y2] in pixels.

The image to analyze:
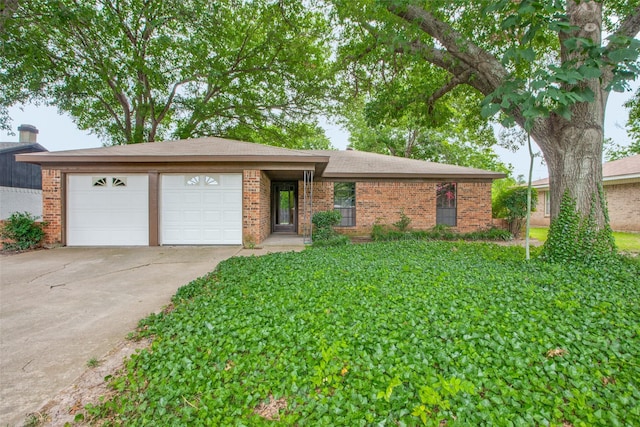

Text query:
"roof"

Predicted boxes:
[[311, 150, 505, 179], [531, 154, 640, 188], [15, 137, 323, 162], [16, 137, 505, 180], [0, 142, 48, 154]]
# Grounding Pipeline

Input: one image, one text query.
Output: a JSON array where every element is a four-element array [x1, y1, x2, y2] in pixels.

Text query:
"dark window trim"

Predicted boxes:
[[334, 182, 356, 227], [436, 182, 457, 226]]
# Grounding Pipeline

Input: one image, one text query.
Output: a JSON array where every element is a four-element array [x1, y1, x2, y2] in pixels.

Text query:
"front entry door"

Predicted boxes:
[[272, 182, 297, 232]]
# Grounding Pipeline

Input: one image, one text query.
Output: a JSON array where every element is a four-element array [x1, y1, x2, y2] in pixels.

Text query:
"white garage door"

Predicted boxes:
[[67, 175, 149, 246], [161, 174, 242, 245]]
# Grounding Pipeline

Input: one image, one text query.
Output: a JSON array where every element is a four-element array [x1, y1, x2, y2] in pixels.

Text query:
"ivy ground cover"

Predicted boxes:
[[99, 242, 640, 426]]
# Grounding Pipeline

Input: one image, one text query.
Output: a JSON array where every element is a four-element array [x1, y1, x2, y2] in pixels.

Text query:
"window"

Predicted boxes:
[[92, 177, 107, 187], [204, 175, 219, 186], [112, 177, 127, 187], [544, 191, 550, 216], [186, 175, 219, 186], [436, 182, 457, 226], [186, 175, 200, 186], [334, 182, 355, 227]]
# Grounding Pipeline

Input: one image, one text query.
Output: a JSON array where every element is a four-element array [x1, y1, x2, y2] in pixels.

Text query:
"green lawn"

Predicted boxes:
[[90, 242, 640, 426], [529, 227, 640, 252]]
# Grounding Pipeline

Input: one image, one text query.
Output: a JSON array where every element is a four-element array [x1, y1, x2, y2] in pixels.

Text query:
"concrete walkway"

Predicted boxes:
[[0, 239, 304, 426]]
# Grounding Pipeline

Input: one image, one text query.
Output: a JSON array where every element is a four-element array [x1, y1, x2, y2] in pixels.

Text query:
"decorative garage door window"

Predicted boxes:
[[436, 182, 457, 226], [92, 176, 127, 187], [92, 177, 107, 187], [112, 177, 127, 187], [334, 182, 356, 227], [185, 175, 219, 186]]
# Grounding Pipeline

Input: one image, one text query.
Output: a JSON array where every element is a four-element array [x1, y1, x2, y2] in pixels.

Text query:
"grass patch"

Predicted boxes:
[[530, 227, 640, 252], [95, 242, 640, 426]]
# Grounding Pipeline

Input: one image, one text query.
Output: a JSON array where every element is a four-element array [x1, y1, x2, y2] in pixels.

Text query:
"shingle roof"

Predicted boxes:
[[531, 154, 640, 188], [16, 137, 505, 179], [313, 150, 505, 179], [23, 137, 317, 158]]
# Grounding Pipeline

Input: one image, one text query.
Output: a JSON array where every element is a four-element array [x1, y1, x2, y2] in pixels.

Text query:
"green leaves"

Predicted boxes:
[[0, 211, 46, 251], [88, 241, 640, 425], [2, 0, 333, 147]]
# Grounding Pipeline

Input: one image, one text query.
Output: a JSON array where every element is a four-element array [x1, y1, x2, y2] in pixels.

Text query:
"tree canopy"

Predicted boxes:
[[1, 0, 333, 148]]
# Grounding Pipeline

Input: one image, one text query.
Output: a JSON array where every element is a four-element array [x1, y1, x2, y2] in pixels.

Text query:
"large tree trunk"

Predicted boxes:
[[537, 115, 606, 226], [532, 0, 609, 229]]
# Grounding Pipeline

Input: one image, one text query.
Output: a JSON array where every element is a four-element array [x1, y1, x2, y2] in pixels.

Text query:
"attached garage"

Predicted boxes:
[[160, 173, 242, 245], [67, 174, 149, 246]]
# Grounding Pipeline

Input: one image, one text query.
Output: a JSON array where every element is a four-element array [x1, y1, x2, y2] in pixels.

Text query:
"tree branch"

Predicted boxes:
[[386, 3, 508, 95], [426, 69, 472, 113], [615, 5, 640, 39]]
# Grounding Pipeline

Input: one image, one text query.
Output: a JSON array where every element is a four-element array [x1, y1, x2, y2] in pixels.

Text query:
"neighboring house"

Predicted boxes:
[[530, 154, 640, 232], [17, 137, 505, 246], [0, 125, 47, 220]]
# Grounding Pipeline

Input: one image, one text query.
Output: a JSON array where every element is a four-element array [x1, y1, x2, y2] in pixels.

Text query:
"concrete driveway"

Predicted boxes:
[[0, 246, 244, 426]]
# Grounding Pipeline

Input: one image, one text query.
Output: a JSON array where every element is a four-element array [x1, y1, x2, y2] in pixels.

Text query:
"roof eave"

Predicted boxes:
[[532, 173, 640, 190], [15, 153, 331, 166], [322, 172, 506, 180]]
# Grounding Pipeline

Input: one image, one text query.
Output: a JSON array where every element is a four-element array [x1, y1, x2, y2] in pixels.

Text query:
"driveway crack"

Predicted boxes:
[[27, 263, 72, 284]]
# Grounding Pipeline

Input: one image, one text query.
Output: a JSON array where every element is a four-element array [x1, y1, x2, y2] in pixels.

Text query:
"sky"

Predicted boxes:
[[2, 85, 636, 181]]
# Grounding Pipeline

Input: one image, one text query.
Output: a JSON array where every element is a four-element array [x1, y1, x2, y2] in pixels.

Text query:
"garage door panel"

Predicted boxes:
[[223, 229, 242, 241], [67, 174, 149, 246], [203, 210, 222, 222], [222, 191, 241, 204], [203, 229, 223, 240], [221, 174, 242, 187], [202, 192, 223, 204], [160, 174, 242, 245], [183, 211, 203, 223]]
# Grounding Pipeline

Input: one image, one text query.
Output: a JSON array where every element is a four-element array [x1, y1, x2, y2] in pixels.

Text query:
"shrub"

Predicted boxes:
[[312, 210, 349, 246], [311, 234, 351, 247], [371, 224, 513, 242], [493, 187, 538, 237], [1, 212, 46, 251], [392, 210, 411, 231]]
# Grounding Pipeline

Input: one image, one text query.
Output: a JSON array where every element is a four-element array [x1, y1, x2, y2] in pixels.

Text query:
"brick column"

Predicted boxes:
[[42, 169, 63, 245], [243, 170, 267, 245]]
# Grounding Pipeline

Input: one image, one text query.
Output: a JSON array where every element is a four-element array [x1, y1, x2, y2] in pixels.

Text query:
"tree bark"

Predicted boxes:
[[538, 115, 605, 225], [531, 1, 608, 227]]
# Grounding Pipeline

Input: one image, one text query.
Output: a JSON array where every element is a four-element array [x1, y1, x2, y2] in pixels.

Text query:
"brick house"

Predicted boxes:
[[530, 154, 640, 232], [17, 137, 505, 246]]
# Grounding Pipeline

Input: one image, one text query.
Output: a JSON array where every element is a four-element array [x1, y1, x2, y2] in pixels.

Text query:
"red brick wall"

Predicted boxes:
[[259, 171, 271, 242], [606, 182, 640, 232], [530, 190, 549, 227], [303, 180, 494, 235], [456, 182, 495, 232], [42, 169, 62, 245], [531, 184, 640, 232], [242, 170, 271, 245], [297, 180, 333, 236], [243, 170, 260, 245]]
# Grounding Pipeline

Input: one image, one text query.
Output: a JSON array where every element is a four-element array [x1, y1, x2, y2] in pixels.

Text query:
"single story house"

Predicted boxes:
[[530, 154, 640, 232], [0, 124, 47, 219], [17, 137, 505, 246]]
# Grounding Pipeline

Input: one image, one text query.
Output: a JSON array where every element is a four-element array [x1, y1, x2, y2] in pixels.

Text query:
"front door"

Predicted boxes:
[[272, 182, 297, 232]]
